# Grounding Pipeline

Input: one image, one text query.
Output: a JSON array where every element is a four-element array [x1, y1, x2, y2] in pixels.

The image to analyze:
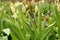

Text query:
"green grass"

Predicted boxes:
[[0, 2, 60, 40]]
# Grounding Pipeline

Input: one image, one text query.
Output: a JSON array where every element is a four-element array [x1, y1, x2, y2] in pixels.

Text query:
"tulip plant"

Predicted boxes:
[[0, 1, 60, 40]]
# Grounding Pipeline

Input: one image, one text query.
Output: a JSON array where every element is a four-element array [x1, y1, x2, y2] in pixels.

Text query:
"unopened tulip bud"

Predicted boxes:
[[14, 1, 20, 7], [22, 6, 26, 13], [35, 5, 38, 13], [25, 5, 28, 9], [57, 4, 60, 12]]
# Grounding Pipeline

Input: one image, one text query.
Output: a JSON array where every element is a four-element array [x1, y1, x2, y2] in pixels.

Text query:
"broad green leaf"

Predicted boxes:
[[2, 28, 10, 36]]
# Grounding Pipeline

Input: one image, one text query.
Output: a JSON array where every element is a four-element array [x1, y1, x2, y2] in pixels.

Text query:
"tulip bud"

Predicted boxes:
[[10, 3, 14, 6], [22, 5, 26, 13], [14, 1, 23, 7], [35, 5, 38, 13], [1, 6, 4, 9], [57, 4, 60, 12], [10, 5, 17, 19], [40, 0, 44, 3], [14, 2, 20, 7], [25, 4, 28, 9]]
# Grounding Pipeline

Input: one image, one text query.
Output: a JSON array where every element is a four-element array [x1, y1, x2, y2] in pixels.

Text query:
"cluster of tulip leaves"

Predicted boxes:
[[0, 2, 60, 40]]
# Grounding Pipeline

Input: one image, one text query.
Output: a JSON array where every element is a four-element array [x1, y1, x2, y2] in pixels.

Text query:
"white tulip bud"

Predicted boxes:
[[22, 5, 26, 13], [35, 5, 38, 13], [10, 5, 17, 19], [57, 4, 60, 12], [14, 2, 22, 7], [25, 5, 28, 9]]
